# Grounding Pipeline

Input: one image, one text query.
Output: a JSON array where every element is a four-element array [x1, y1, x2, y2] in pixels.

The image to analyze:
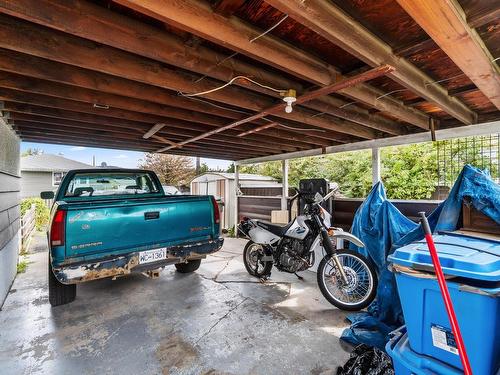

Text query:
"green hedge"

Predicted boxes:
[[21, 198, 50, 231]]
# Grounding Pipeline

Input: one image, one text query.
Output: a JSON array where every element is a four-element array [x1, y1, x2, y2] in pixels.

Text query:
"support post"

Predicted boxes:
[[372, 147, 381, 185], [233, 162, 240, 236], [281, 159, 289, 211]]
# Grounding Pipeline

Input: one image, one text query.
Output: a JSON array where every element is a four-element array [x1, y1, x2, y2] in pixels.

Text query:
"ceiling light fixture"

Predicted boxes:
[[281, 89, 296, 114]]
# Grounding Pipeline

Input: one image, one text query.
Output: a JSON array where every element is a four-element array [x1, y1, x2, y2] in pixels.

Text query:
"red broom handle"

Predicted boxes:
[[419, 212, 472, 375]]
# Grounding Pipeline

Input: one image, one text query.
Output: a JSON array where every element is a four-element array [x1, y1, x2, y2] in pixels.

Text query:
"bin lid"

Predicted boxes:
[[388, 233, 500, 282]]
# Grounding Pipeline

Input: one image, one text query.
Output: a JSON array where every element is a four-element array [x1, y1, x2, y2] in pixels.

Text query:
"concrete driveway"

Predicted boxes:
[[0, 234, 351, 374]]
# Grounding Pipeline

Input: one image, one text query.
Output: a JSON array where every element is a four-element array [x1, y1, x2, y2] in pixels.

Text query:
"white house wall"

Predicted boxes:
[[0, 119, 20, 307]]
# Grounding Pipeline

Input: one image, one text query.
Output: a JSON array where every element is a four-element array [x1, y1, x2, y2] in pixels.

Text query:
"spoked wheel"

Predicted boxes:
[[317, 249, 377, 311], [243, 241, 272, 277]]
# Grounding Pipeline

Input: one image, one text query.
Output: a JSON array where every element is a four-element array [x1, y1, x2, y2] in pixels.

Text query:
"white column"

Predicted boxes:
[[372, 147, 381, 185], [233, 163, 240, 235], [281, 159, 289, 211]]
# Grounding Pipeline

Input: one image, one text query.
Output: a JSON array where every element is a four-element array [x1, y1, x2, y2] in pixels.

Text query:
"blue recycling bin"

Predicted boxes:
[[386, 327, 462, 375], [388, 233, 500, 375]]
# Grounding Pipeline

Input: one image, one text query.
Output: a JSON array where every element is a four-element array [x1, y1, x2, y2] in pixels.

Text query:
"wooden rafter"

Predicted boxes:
[[158, 65, 394, 152], [2, 102, 320, 152], [113, 0, 430, 128], [1, 0, 430, 130], [265, 0, 477, 124], [237, 122, 280, 137], [143, 123, 166, 139], [396, 0, 500, 110], [0, 15, 378, 140], [212, 0, 246, 17]]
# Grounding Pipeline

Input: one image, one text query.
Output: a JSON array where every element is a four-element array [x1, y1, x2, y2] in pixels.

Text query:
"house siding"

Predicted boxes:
[[21, 171, 55, 198], [0, 119, 20, 307]]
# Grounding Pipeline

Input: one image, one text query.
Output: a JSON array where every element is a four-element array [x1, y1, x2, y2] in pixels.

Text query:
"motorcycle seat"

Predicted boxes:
[[255, 220, 292, 237]]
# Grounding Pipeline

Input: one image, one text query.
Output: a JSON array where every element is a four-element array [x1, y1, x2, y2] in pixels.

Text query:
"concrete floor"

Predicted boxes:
[[0, 233, 351, 375]]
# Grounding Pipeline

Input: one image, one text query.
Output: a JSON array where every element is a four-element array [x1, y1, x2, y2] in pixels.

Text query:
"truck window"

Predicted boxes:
[[64, 172, 160, 197]]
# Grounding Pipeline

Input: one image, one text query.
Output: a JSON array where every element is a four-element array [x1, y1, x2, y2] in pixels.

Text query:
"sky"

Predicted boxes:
[[21, 141, 232, 170]]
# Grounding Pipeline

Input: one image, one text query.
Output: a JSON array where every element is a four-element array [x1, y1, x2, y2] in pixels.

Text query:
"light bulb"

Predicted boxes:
[[285, 103, 293, 113]]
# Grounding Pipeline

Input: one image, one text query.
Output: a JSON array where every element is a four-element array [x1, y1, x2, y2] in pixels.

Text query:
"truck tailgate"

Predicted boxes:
[[64, 196, 214, 258]]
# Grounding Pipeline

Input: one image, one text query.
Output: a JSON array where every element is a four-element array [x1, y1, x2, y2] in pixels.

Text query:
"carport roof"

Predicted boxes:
[[1, 0, 499, 161]]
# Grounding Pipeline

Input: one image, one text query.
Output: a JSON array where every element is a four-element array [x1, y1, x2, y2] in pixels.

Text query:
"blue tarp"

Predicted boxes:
[[341, 165, 500, 349]]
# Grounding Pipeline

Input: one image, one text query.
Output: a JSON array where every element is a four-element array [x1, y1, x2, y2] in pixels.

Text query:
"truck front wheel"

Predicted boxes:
[[175, 259, 201, 273], [48, 257, 76, 307]]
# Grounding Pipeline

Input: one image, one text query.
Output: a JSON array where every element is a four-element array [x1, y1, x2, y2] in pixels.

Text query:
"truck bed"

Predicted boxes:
[[52, 195, 219, 265]]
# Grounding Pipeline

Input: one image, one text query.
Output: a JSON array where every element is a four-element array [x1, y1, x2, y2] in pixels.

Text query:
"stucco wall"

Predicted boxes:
[[21, 171, 54, 198], [0, 118, 20, 307]]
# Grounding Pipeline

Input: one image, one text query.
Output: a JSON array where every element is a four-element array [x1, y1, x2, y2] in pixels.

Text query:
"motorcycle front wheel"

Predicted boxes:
[[243, 241, 273, 277], [317, 249, 377, 311]]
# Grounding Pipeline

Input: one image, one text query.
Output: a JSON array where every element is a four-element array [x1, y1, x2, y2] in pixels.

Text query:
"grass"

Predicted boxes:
[[17, 260, 28, 274]]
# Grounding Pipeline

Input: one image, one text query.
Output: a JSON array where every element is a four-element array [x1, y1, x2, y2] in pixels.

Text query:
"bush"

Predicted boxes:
[[21, 198, 50, 231]]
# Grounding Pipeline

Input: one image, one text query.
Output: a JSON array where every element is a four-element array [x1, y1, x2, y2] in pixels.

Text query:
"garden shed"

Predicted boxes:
[[191, 172, 280, 228]]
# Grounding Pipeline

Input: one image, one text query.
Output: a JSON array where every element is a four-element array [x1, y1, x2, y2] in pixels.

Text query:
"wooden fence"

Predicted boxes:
[[21, 203, 36, 251], [238, 196, 441, 229]]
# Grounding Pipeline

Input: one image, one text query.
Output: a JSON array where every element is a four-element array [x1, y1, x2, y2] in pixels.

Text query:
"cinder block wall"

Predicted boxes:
[[0, 118, 20, 307]]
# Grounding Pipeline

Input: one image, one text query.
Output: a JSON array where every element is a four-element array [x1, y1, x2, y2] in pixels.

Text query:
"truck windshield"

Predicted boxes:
[[64, 172, 160, 198]]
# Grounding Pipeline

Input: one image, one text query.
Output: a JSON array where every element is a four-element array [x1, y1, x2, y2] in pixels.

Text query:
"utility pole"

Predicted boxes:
[[195, 156, 201, 175]]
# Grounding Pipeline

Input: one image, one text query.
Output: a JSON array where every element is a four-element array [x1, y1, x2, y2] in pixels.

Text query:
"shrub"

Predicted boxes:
[[21, 198, 50, 231]]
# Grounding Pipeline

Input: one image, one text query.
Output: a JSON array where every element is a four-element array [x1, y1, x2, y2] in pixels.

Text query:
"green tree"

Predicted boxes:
[[381, 143, 437, 199]]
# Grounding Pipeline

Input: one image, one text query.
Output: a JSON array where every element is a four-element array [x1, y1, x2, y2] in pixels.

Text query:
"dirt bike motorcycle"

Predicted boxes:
[[238, 188, 377, 311]]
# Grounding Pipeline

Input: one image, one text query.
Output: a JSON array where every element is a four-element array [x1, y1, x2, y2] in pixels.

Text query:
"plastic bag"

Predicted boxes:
[[337, 344, 394, 375]]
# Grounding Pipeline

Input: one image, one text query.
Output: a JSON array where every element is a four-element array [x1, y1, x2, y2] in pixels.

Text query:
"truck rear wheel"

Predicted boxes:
[[175, 259, 201, 273], [48, 257, 76, 307]]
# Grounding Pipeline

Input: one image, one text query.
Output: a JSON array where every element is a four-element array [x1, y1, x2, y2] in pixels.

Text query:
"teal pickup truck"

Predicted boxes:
[[41, 169, 223, 306]]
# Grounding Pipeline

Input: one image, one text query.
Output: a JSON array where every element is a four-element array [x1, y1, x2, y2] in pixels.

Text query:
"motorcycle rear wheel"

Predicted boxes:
[[317, 249, 377, 311], [243, 241, 273, 277]]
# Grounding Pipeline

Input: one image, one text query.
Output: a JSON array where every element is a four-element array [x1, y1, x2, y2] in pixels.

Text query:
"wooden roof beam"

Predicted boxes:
[[0, 0, 427, 132], [2, 101, 317, 152], [13, 123, 262, 159], [237, 122, 280, 137], [0, 50, 351, 144], [16, 134, 252, 160], [159, 65, 394, 151], [143, 123, 166, 139], [396, 0, 500, 110], [265, 0, 477, 124], [0, 15, 374, 140], [212, 0, 246, 17], [9, 113, 308, 154]]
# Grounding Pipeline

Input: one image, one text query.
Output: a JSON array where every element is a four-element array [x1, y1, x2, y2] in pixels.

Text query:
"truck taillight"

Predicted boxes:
[[50, 209, 66, 247], [211, 196, 220, 224]]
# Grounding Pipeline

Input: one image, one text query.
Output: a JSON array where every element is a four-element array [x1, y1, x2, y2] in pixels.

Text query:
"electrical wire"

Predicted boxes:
[[192, 14, 289, 85], [340, 101, 357, 108], [179, 75, 287, 97], [277, 123, 326, 132], [249, 15, 289, 43], [375, 88, 409, 100], [425, 73, 465, 87]]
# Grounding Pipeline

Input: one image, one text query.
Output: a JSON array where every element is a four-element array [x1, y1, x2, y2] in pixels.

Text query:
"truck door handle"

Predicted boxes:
[[144, 211, 160, 220]]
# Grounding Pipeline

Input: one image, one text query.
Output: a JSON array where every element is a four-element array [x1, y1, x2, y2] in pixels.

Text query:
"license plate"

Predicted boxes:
[[139, 248, 167, 264]]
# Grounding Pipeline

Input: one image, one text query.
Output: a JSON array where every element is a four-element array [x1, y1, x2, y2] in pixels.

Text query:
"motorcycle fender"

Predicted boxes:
[[247, 226, 280, 245], [330, 230, 364, 248]]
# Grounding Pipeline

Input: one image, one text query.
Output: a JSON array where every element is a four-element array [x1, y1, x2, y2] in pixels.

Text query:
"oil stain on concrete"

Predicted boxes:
[[0, 238, 350, 374]]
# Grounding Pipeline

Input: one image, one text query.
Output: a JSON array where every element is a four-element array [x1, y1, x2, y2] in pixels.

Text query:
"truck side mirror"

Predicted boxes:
[[40, 191, 55, 199]]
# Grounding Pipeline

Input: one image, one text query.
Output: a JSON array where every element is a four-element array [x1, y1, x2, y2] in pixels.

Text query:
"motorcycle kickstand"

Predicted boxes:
[[259, 273, 271, 283], [294, 272, 304, 281]]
